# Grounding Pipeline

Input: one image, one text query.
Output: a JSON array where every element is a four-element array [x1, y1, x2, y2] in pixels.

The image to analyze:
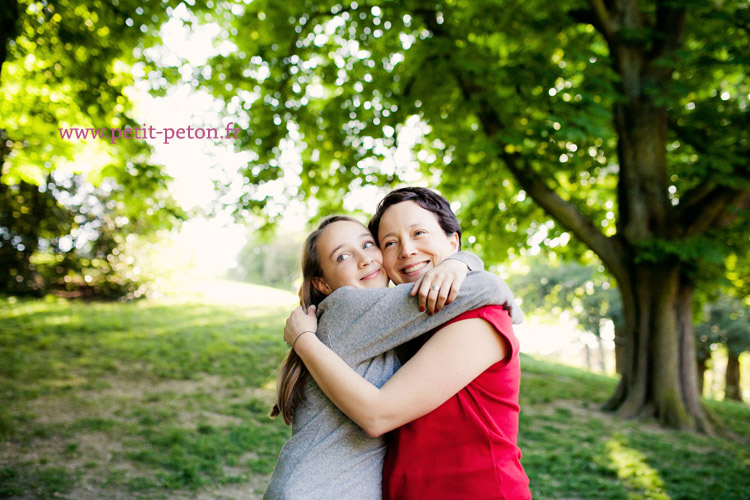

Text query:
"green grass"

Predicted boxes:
[[519, 357, 750, 500], [1, 285, 749, 499]]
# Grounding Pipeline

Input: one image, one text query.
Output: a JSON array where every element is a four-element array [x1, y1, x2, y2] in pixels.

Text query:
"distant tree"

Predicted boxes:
[[231, 233, 302, 291], [510, 259, 623, 373], [696, 294, 750, 402]]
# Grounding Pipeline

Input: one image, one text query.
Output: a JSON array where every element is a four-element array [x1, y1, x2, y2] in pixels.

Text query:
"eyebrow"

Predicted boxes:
[[380, 224, 422, 241], [328, 233, 373, 260]]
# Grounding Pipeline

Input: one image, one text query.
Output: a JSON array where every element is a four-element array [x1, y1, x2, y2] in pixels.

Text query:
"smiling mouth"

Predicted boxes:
[[401, 261, 429, 275], [361, 268, 382, 281]]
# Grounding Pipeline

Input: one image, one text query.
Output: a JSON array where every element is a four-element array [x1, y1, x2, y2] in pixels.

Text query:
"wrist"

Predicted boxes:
[[444, 256, 470, 271], [292, 330, 316, 350]]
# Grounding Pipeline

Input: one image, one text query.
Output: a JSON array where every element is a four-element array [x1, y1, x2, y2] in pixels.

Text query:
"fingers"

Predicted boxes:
[[431, 281, 455, 314], [420, 279, 449, 315], [444, 273, 465, 306], [417, 274, 454, 314], [416, 278, 435, 313], [436, 274, 463, 311], [284, 306, 318, 346], [410, 276, 424, 297]]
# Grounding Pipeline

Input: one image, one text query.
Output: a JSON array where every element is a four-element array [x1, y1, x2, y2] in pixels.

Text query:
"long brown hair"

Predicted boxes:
[[270, 215, 361, 424]]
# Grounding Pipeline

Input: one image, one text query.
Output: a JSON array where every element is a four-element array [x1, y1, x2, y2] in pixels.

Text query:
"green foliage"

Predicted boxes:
[[633, 236, 726, 266], [196, 0, 748, 265], [0, 0, 201, 297], [0, 173, 183, 298]]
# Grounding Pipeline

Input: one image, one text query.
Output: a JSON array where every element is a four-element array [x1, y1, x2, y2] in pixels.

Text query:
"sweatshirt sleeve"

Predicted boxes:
[[445, 250, 485, 271], [316, 271, 516, 366], [440, 251, 523, 324]]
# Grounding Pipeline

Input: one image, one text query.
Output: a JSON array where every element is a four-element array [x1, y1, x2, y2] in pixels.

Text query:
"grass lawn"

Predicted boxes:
[[1, 281, 749, 499]]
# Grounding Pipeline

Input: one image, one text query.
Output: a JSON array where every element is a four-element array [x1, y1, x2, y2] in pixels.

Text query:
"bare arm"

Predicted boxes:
[[288, 308, 510, 438]]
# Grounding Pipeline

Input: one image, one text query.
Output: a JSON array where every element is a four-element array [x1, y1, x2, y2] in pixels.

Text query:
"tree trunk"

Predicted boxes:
[[0, 0, 19, 81], [454, 0, 724, 434], [603, 264, 715, 434], [597, 335, 607, 373], [614, 323, 625, 375], [724, 351, 742, 402], [696, 352, 709, 396], [594, 3, 718, 433]]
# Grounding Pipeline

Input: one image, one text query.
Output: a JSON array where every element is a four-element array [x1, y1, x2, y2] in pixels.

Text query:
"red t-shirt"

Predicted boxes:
[[382, 305, 531, 500]]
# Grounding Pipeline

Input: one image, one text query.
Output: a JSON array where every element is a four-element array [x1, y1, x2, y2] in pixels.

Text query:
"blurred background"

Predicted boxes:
[[1, 0, 748, 498]]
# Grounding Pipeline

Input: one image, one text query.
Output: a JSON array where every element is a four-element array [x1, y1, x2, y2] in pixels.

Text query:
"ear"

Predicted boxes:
[[448, 232, 460, 252], [312, 277, 332, 296]]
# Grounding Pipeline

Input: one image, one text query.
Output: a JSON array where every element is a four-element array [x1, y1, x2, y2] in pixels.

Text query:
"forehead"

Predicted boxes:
[[318, 220, 369, 249], [379, 201, 440, 232]]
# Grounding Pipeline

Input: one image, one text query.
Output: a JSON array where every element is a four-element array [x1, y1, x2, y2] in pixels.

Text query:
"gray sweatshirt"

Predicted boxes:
[[263, 255, 521, 499]]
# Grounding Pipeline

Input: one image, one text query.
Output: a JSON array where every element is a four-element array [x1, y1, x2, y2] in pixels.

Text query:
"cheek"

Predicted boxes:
[[426, 238, 452, 259], [321, 262, 343, 288], [382, 251, 396, 270], [382, 253, 403, 283]]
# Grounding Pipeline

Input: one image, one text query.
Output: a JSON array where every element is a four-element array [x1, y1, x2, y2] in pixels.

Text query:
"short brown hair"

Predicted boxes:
[[368, 187, 462, 248]]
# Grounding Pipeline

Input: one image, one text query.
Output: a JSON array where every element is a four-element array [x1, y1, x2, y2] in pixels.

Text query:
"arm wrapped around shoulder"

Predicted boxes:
[[463, 271, 524, 325]]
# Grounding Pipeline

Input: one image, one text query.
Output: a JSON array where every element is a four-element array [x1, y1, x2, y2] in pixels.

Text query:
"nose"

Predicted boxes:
[[357, 251, 374, 268], [399, 240, 416, 259]]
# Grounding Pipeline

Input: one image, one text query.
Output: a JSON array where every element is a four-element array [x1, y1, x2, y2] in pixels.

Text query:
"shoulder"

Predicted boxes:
[[444, 305, 511, 328], [441, 305, 518, 361]]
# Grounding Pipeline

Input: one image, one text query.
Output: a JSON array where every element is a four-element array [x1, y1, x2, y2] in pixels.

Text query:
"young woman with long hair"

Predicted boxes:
[[263, 214, 517, 499]]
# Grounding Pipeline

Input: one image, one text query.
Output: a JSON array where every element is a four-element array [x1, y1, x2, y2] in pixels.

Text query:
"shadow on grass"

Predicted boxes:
[[519, 355, 750, 500]]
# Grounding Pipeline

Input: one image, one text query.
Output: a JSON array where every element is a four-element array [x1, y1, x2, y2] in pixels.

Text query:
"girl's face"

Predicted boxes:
[[378, 201, 459, 285], [313, 220, 389, 295]]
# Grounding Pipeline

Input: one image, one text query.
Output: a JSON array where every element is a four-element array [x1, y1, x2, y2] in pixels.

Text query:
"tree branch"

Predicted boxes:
[[677, 185, 749, 238], [649, 2, 686, 62], [670, 118, 750, 236], [455, 76, 629, 282], [587, 0, 616, 42], [715, 191, 750, 229], [503, 150, 629, 283], [413, 5, 628, 282], [677, 182, 720, 216]]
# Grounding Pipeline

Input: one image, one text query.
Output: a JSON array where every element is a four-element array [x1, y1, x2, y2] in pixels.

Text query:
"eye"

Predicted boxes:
[[363, 241, 374, 249], [336, 253, 350, 263], [414, 229, 427, 237], [383, 240, 395, 248]]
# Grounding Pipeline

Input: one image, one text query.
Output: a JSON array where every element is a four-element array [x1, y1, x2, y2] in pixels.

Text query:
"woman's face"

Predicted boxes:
[[378, 201, 459, 285], [313, 220, 389, 295]]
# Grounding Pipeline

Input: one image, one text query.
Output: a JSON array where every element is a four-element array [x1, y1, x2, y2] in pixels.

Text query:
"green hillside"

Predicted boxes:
[[1, 287, 748, 499]]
